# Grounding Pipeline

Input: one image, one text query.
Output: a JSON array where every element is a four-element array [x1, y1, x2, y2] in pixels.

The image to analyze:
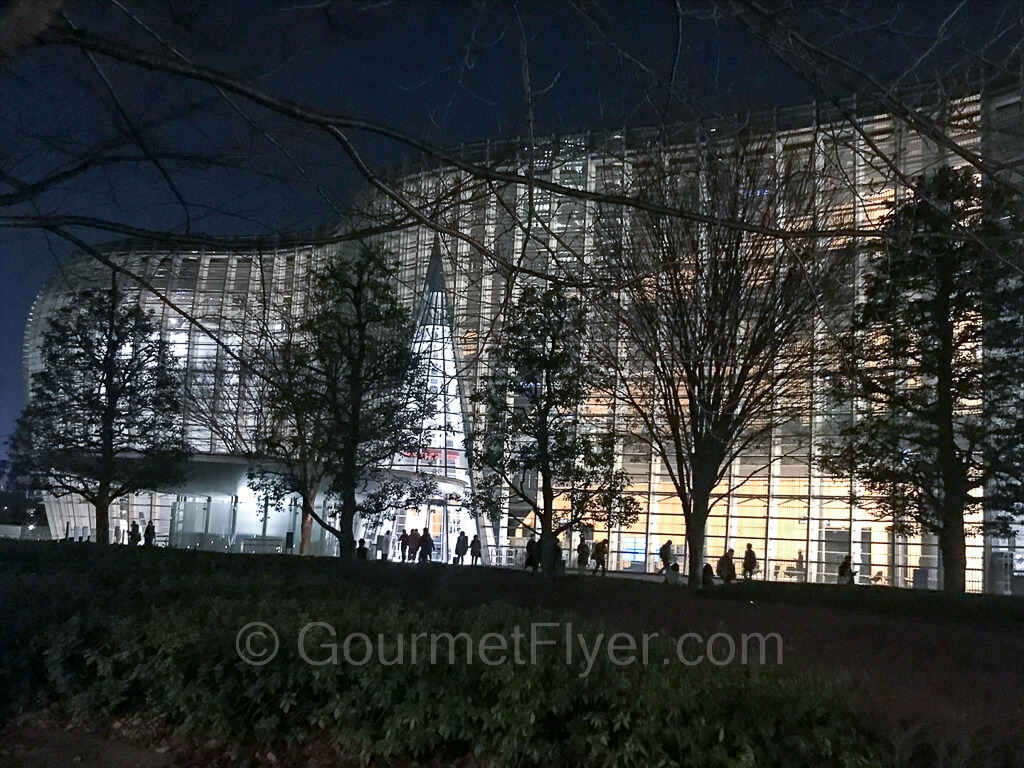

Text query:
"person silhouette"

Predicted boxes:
[[716, 549, 736, 584], [742, 543, 758, 580], [524, 534, 538, 572], [419, 530, 434, 562], [838, 555, 856, 585], [454, 530, 469, 565], [658, 539, 674, 574], [576, 540, 590, 570], [665, 562, 681, 585], [591, 539, 608, 576], [702, 563, 715, 588]]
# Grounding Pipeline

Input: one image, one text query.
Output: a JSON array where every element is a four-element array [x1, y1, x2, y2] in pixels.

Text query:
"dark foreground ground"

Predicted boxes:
[[2, 547, 1023, 767]]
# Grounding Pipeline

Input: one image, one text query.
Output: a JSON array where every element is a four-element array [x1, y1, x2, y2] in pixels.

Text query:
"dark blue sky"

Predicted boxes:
[[1, 0, 1017, 455]]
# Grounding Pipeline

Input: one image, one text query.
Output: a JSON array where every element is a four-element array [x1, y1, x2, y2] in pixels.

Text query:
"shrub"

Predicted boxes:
[[1, 542, 890, 766], [35, 594, 887, 766]]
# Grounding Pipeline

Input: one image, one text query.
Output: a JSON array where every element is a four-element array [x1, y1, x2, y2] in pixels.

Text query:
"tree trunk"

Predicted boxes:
[[685, 522, 706, 589], [93, 492, 111, 545], [940, 514, 967, 595], [539, 529, 559, 584], [538, 459, 559, 583], [338, 483, 357, 558], [686, 464, 715, 588], [299, 495, 315, 555], [934, 252, 967, 595]]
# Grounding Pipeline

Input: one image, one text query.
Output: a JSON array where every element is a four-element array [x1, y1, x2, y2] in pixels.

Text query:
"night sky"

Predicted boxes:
[[0, 0, 1016, 457]]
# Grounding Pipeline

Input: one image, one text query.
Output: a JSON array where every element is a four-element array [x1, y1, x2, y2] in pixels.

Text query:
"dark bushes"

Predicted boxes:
[[1, 542, 888, 766]]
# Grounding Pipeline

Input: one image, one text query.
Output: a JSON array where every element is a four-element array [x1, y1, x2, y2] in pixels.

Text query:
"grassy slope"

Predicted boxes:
[[2, 541, 1023, 766]]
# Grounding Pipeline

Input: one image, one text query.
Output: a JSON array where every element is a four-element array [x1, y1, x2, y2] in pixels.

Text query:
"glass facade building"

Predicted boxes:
[[23, 83, 1024, 591]]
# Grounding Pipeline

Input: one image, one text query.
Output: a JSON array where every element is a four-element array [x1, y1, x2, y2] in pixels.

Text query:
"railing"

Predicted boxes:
[[488, 547, 526, 568]]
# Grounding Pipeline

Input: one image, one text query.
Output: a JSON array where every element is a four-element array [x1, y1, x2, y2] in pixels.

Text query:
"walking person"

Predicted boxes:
[[419, 530, 434, 562], [742, 543, 758, 580], [591, 539, 608, 576], [377, 531, 391, 561], [143, 520, 156, 548], [658, 539, 674, 574], [524, 534, 538, 572], [470, 534, 482, 565], [407, 529, 420, 562], [128, 521, 141, 547], [716, 548, 736, 584], [576, 540, 590, 571], [454, 530, 469, 565], [399, 529, 409, 562]]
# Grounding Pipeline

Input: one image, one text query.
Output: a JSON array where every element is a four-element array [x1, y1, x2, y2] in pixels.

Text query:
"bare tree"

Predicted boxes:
[[4, 4, 1017, 351], [596, 131, 848, 586], [243, 316, 334, 557]]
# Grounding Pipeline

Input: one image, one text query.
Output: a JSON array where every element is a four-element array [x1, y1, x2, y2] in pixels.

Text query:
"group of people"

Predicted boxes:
[[574, 538, 609, 575], [382, 526, 864, 585], [119, 517, 853, 585], [453, 530, 481, 564], [397, 528, 432, 562], [713, 543, 760, 583], [720, 546, 856, 585], [518, 536, 611, 576], [652, 540, 762, 586], [393, 529, 482, 564], [658, 540, 858, 587], [128, 520, 156, 547]]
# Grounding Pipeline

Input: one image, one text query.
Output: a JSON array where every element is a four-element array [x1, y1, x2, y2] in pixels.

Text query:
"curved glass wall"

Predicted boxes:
[[23, 85, 1024, 591]]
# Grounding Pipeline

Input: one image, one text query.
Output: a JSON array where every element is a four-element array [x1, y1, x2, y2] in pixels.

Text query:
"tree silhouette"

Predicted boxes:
[[819, 167, 1024, 594], [248, 244, 431, 556], [471, 285, 640, 579], [598, 134, 848, 587], [13, 269, 192, 543]]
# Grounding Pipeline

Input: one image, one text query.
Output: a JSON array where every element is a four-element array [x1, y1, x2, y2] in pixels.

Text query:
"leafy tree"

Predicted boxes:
[[600, 136, 845, 587], [12, 270, 192, 544], [470, 285, 641, 579], [249, 243, 432, 557], [820, 167, 1024, 594]]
